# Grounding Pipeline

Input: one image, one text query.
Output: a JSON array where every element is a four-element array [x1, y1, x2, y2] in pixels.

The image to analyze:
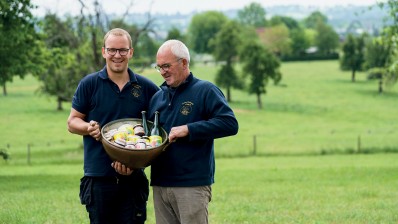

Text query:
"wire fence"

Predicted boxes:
[[1, 131, 398, 165]]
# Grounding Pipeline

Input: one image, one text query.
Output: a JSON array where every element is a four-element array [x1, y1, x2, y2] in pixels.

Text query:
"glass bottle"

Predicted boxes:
[[149, 111, 162, 147], [141, 111, 150, 136], [150, 111, 160, 136]]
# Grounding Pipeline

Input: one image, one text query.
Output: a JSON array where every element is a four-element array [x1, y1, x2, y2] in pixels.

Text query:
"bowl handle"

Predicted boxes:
[[162, 140, 172, 151]]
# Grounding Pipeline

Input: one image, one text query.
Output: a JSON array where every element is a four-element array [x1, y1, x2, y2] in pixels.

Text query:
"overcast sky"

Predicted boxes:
[[31, 0, 382, 16]]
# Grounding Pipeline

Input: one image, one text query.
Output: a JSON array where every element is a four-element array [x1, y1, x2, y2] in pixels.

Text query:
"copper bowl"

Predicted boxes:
[[101, 118, 169, 169]]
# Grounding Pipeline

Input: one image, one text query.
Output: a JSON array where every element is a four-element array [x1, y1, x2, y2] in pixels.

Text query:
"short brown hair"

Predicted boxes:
[[103, 28, 132, 48]]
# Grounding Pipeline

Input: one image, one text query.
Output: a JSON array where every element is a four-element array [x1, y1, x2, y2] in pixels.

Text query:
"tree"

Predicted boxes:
[[209, 20, 243, 102], [378, 0, 398, 88], [36, 47, 81, 110], [364, 36, 390, 69], [290, 28, 310, 56], [188, 11, 228, 54], [304, 11, 328, 29], [37, 14, 91, 110], [0, 0, 39, 96], [240, 41, 282, 109], [340, 34, 366, 82], [315, 22, 339, 55], [237, 2, 267, 28], [166, 26, 185, 42], [257, 24, 291, 57]]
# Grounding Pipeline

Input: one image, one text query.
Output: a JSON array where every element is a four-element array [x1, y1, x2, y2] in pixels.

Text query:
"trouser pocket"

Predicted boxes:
[[79, 176, 93, 205]]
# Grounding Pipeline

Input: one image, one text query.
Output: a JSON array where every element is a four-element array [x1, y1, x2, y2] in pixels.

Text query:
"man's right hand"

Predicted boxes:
[[88, 120, 101, 141]]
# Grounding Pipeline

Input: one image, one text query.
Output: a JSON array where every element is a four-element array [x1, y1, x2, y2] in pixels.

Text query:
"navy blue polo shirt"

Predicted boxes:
[[148, 73, 238, 187], [72, 66, 159, 176]]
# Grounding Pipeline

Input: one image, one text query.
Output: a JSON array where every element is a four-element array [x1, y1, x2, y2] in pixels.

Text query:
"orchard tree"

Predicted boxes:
[[38, 14, 91, 110], [340, 34, 366, 82], [188, 11, 228, 54], [240, 41, 282, 109], [315, 22, 339, 55], [237, 2, 267, 28], [36, 47, 81, 110], [209, 20, 243, 102], [364, 36, 390, 69], [378, 0, 398, 88], [0, 0, 39, 96]]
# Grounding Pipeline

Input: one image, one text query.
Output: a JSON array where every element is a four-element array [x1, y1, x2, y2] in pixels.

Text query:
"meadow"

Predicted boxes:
[[0, 60, 398, 223]]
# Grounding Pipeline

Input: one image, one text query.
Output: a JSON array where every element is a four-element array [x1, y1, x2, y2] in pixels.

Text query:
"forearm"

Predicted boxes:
[[187, 115, 238, 141], [67, 117, 91, 136]]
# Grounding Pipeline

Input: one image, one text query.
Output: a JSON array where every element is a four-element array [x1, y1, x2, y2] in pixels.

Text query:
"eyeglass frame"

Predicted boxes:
[[154, 58, 183, 73], [105, 48, 131, 56]]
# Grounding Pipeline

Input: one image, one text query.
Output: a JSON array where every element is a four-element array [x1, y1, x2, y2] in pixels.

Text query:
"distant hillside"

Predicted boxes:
[[118, 4, 388, 39]]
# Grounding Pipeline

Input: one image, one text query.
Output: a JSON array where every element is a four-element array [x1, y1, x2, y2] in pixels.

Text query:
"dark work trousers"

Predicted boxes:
[[80, 170, 149, 224]]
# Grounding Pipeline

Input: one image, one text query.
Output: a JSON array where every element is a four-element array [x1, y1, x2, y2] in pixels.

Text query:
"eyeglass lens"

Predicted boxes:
[[106, 48, 130, 56]]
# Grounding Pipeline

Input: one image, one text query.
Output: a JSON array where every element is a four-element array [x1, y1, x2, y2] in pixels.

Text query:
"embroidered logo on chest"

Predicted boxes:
[[131, 84, 142, 98], [180, 101, 193, 115]]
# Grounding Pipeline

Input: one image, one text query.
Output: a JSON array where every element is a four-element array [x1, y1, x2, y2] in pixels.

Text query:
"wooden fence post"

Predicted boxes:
[[27, 144, 31, 165], [253, 135, 257, 156]]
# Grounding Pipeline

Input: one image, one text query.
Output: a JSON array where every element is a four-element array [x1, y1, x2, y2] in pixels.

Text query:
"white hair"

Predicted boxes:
[[158, 39, 190, 63]]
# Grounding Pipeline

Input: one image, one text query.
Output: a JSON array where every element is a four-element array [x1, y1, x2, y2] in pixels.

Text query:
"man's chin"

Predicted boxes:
[[110, 65, 125, 73]]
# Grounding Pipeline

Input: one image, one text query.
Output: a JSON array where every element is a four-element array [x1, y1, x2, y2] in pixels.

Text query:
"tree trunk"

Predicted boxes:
[[226, 87, 231, 102], [57, 97, 63, 111], [351, 69, 356, 82], [91, 29, 102, 69], [378, 79, 383, 93], [2, 84, 7, 96], [257, 93, 262, 109]]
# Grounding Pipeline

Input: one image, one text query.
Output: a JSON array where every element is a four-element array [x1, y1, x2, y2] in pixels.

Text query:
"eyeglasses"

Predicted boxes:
[[155, 58, 182, 73], [105, 48, 130, 56]]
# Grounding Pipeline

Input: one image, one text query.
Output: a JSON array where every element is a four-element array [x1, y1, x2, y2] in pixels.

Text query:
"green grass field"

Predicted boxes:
[[1, 155, 398, 223], [1, 60, 398, 223]]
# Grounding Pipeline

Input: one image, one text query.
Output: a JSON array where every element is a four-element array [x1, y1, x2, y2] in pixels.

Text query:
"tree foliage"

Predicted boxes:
[[237, 2, 267, 28], [166, 26, 185, 42], [364, 36, 390, 69], [315, 22, 339, 55], [378, 0, 398, 87], [240, 41, 281, 109], [0, 0, 39, 96], [269, 15, 299, 30], [209, 20, 243, 102], [304, 11, 328, 29], [290, 28, 310, 56], [340, 34, 366, 82], [258, 24, 291, 57], [36, 47, 81, 110], [188, 11, 228, 54], [36, 14, 92, 110]]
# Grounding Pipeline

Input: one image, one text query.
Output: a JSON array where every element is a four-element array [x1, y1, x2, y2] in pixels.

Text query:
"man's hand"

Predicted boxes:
[[111, 161, 134, 175], [169, 125, 189, 143], [88, 120, 101, 141]]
